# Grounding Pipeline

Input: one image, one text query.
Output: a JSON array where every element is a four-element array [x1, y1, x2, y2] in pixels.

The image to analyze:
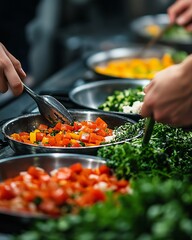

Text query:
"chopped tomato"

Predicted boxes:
[[10, 117, 113, 148], [95, 129, 108, 137], [51, 188, 68, 205], [99, 165, 111, 175], [19, 132, 29, 137], [95, 117, 108, 129], [54, 167, 72, 180], [48, 136, 56, 146], [0, 164, 130, 216], [36, 132, 46, 141], [28, 166, 45, 178], [55, 133, 62, 143], [0, 185, 15, 200], [79, 132, 90, 142], [62, 138, 70, 146], [73, 122, 82, 131], [60, 124, 74, 131], [70, 163, 83, 173], [39, 199, 60, 216], [54, 122, 62, 131], [38, 124, 48, 131], [89, 133, 104, 144]]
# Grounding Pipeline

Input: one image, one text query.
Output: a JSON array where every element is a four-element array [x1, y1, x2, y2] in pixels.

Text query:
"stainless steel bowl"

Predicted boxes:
[[85, 44, 175, 79], [0, 153, 106, 181], [130, 14, 192, 52], [2, 110, 141, 155], [0, 153, 106, 233], [69, 80, 149, 121]]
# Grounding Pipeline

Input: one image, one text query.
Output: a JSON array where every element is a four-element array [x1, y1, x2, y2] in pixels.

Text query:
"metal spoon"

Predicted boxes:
[[23, 83, 74, 125]]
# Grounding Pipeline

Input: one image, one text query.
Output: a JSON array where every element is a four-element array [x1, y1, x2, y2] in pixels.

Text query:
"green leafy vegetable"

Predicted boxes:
[[98, 120, 192, 180], [98, 86, 144, 112]]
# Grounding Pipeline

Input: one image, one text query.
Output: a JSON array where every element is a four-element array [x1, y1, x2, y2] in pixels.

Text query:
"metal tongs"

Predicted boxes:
[[142, 117, 155, 146]]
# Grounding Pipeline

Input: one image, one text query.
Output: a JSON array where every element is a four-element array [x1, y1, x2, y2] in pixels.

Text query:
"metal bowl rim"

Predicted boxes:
[[86, 44, 175, 67], [0, 152, 106, 165]]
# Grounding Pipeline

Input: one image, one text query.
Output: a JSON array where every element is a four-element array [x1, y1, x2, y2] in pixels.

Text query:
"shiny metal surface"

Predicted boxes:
[[2, 110, 141, 155], [69, 79, 150, 120], [0, 153, 106, 180], [23, 83, 74, 125], [85, 45, 174, 79]]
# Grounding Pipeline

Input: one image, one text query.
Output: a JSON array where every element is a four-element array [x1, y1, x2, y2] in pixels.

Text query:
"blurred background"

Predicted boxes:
[[0, 0, 174, 84], [0, 0, 178, 112]]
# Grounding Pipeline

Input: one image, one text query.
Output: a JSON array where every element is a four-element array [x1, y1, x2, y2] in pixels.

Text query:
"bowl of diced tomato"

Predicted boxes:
[[2, 110, 141, 155], [0, 153, 130, 232]]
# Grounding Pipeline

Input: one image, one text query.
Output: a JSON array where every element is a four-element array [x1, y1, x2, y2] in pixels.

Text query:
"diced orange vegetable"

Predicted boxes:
[[10, 117, 113, 148], [36, 132, 46, 142], [79, 132, 90, 142], [38, 124, 48, 131], [95, 117, 108, 129]]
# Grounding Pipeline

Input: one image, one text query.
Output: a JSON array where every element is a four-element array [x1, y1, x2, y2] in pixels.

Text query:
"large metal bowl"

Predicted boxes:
[[130, 14, 192, 52], [0, 153, 106, 233], [2, 110, 141, 155], [69, 80, 150, 121], [85, 44, 175, 80]]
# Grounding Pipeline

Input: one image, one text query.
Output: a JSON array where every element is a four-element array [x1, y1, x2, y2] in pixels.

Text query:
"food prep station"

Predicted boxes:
[[0, 37, 145, 159], [0, 6, 192, 238]]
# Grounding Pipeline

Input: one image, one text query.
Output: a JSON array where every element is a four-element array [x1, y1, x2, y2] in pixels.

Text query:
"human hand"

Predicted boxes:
[[141, 55, 192, 127], [0, 42, 26, 96], [168, 0, 192, 31]]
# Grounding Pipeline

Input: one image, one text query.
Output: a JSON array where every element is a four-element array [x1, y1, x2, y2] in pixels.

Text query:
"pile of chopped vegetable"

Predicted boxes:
[[0, 163, 130, 217], [98, 86, 144, 113], [12, 119, 192, 240], [10, 117, 114, 147], [98, 119, 192, 180]]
